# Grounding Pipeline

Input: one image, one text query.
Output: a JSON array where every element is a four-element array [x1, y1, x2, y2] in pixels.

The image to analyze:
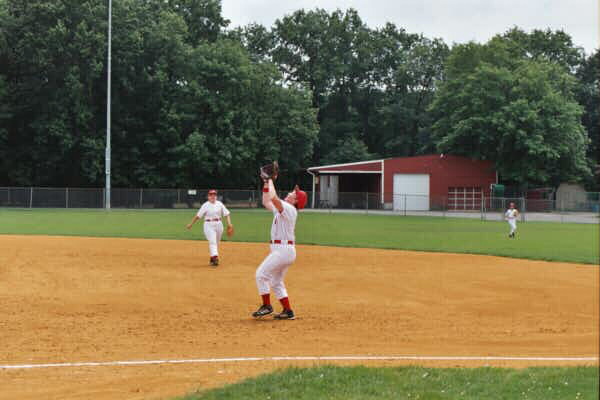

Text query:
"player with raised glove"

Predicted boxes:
[[252, 163, 307, 321]]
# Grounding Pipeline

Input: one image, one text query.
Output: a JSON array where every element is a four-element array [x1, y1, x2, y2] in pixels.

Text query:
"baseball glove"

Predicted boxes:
[[260, 161, 279, 182], [227, 225, 234, 237]]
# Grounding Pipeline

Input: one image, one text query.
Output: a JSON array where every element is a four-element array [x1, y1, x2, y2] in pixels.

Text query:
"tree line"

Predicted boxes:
[[0, 0, 597, 190]]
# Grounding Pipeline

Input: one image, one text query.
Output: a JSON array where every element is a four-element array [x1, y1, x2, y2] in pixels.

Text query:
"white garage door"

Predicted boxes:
[[393, 174, 430, 211], [319, 175, 339, 207]]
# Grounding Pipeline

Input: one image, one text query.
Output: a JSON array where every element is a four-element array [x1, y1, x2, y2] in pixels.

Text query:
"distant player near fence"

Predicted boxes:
[[505, 202, 519, 238], [186, 189, 234, 266]]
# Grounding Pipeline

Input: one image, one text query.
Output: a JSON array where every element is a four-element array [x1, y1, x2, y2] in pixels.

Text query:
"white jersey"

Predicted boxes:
[[270, 201, 297, 243], [197, 200, 230, 220], [256, 200, 298, 302], [505, 209, 518, 220]]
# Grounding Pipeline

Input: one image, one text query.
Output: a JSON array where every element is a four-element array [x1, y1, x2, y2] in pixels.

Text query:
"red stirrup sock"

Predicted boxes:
[[279, 297, 291, 311], [261, 294, 271, 306]]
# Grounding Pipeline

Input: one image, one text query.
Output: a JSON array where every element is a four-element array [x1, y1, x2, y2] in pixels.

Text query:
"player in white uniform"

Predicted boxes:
[[186, 189, 233, 266], [252, 178, 307, 320], [504, 202, 519, 238]]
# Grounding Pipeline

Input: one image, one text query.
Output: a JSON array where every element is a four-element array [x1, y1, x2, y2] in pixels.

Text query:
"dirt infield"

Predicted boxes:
[[0, 235, 598, 400]]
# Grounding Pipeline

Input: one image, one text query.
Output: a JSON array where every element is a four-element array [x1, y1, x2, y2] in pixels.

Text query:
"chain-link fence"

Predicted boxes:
[[1, 187, 598, 223], [0, 187, 309, 210], [306, 192, 598, 223], [313, 191, 383, 210]]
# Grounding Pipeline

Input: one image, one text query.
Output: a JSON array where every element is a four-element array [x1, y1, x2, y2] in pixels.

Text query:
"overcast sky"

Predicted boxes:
[[221, 0, 598, 54]]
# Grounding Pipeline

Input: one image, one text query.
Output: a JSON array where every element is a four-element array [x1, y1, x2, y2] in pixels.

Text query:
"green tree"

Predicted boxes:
[[271, 11, 449, 164], [0, 0, 107, 186], [272, 8, 334, 108], [0, 76, 8, 180], [272, 9, 373, 162], [431, 41, 590, 185], [321, 137, 375, 165], [179, 39, 317, 188], [375, 34, 449, 156], [228, 23, 275, 62], [167, 0, 229, 44], [0, 0, 318, 188], [576, 50, 599, 188], [107, 0, 192, 187], [498, 27, 585, 72], [0, 0, 9, 180]]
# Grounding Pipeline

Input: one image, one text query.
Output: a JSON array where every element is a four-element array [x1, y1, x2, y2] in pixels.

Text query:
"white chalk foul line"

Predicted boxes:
[[1, 356, 598, 370]]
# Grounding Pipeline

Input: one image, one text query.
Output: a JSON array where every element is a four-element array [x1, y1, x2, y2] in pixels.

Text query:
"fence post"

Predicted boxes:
[[481, 196, 484, 221], [521, 197, 526, 222], [365, 192, 369, 214], [66, 187, 69, 209], [139, 188, 143, 208], [404, 194, 407, 216], [29, 187, 33, 208], [482, 196, 486, 221]]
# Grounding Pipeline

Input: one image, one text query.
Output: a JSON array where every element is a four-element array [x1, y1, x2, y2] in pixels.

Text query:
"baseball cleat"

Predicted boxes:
[[274, 309, 295, 320], [252, 304, 273, 318], [210, 256, 219, 266]]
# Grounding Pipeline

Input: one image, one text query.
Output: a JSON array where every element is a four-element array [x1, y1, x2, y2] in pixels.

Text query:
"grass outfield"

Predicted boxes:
[[0, 208, 597, 264], [178, 366, 599, 400]]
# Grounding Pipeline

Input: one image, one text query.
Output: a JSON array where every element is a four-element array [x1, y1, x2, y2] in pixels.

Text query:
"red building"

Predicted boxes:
[[307, 154, 497, 210]]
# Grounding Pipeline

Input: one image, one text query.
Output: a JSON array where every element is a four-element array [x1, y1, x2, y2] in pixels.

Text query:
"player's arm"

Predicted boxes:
[[186, 215, 200, 229], [220, 203, 234, 236], [187, 205, 205, 229], [222, 204, 233, 227], [261, 181, 273, 211], [268, 179, 284, 213], [262, 179, 283, 212]]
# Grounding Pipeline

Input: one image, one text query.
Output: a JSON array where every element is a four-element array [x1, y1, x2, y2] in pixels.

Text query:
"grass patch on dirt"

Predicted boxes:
[[178, 365, 599, 400]]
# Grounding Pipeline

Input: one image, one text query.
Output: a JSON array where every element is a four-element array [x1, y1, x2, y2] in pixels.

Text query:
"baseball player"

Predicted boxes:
[[186, 189, 233, 266], [252, 177, 307, 320], [504, 202, 519, 238]]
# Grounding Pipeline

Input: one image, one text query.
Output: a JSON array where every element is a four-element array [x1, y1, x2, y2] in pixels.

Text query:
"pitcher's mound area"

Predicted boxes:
[[0, 235, 598, 400]]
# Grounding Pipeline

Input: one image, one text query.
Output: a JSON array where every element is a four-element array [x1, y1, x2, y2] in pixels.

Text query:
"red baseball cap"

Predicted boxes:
[[208, 189, 218, 195], [294, 185, 307, 210]]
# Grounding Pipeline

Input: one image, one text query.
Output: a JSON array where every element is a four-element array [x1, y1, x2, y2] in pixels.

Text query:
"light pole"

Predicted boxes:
[[105, 0, 112, 209]]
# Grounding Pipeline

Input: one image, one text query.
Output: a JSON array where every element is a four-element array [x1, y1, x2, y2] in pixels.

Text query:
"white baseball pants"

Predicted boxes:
[[203, 222, 223, 257], [255, 246, 296, 299], [508, 219, 517, 234]]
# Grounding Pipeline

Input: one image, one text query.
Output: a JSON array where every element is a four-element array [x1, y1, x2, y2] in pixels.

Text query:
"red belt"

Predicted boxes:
[[205, 218, 221, 222], [270, 240, 294, 245]]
